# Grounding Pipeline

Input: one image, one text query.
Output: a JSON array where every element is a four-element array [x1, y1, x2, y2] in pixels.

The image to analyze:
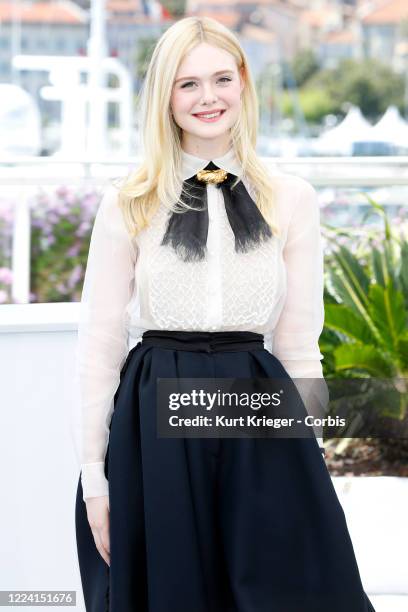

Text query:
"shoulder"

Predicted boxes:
[[97, 181, 133, 241], [266, 163, 316, 199], [265, 166, 319, 222], [280, 173, 317, 213], [98, 181, 120, 215], [260, 167, 320, 243]]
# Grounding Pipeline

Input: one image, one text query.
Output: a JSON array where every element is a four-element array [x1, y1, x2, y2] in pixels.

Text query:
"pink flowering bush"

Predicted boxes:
[[30, 185, 100, 303], [0, 198, 13, 304]]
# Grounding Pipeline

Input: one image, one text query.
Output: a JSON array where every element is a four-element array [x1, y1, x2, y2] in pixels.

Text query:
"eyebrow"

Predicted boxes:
[[175, 69, 235, 83]]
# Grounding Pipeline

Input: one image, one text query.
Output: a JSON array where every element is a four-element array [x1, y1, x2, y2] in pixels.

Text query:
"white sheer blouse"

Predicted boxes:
[[76, 147, 327, 501]]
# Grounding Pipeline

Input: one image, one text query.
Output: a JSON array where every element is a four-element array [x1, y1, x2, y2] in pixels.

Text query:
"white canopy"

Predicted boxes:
[[0, 84, 41, 157], [317, 106, 374, 155], [367, 105, 408, 147]]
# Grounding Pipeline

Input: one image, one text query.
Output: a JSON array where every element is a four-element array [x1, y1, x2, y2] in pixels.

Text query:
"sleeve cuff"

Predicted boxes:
[[80, 462, 109, 500], [317, 436, 325, 456]]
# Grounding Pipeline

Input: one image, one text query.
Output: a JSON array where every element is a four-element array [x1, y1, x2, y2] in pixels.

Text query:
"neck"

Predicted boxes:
[[180, 136, 233, 161]]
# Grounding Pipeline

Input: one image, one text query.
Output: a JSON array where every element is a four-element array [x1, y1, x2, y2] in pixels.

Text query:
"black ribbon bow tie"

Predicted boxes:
[[160, 161, 273, 262]]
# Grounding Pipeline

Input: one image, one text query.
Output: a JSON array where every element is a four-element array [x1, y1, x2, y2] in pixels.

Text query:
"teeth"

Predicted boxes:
[[196, 111, 222, 119]]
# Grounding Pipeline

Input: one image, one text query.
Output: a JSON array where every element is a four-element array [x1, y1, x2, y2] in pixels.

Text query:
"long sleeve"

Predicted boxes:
[[76, 184, 138, 500], [272, 178, 328, 447]]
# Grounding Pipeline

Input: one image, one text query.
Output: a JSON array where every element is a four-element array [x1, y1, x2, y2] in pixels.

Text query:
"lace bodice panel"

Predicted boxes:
[[130, 178, 285, 338]]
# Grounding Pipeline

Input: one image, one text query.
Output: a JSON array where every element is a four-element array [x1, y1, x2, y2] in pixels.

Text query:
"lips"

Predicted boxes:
[[192, 109, 226, 117]]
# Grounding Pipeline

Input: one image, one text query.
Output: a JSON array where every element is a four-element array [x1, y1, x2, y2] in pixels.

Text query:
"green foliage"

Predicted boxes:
[[306, 58, 405, 119], [282, 88, 335, 123], [322, 197, 408, 422], [289, 48, 320, 87], [133, 36, 160, 82], [161, 0, 185, 16], [29, 187, 99, 303], [281, 57, 405, 124]]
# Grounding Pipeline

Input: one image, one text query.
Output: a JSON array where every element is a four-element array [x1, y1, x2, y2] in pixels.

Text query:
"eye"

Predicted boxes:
[[180, 76, 232, 89]]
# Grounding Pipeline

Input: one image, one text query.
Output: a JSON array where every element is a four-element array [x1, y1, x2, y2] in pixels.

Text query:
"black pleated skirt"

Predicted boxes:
[[75, 330, 376, 612]]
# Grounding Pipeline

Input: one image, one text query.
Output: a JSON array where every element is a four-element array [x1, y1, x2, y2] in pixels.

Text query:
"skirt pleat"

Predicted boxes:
[[75, 332, 376, 612]]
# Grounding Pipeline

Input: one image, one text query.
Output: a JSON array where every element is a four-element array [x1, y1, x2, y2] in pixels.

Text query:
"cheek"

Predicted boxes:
[[224, 82, 242, 105], [171, 89, 196, 114]]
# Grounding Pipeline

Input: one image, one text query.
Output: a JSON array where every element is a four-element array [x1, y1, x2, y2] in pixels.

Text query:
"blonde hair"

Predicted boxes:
[[114, 16, 279, 239]]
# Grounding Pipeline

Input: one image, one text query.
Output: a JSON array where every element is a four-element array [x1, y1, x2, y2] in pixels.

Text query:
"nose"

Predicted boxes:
[[200, 81, 217, 104]]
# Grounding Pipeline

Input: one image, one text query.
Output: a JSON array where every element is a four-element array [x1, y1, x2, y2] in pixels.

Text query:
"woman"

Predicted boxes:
[[75, 16, 376, 612]]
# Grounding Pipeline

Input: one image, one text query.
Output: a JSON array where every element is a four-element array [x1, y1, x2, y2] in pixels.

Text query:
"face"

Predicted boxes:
[[170, 42, 245, 153]]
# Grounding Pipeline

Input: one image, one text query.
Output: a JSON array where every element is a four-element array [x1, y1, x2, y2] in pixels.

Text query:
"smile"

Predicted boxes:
[[192, 110, 226, 122]]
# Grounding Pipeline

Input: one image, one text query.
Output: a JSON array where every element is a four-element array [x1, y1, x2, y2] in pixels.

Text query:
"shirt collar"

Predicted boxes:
[[180, 145, 242, 180]]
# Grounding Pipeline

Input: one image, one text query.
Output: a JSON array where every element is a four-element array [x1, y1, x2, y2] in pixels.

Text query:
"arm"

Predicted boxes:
[[272, 178, 328, 450], [76, 184, 137, 500]]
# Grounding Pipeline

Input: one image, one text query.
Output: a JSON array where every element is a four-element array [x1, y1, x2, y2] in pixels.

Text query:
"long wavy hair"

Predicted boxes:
[[114, 16, 279, 239]]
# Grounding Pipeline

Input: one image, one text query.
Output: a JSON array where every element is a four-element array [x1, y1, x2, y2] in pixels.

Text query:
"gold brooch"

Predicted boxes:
[[196, 168, 228, 185]]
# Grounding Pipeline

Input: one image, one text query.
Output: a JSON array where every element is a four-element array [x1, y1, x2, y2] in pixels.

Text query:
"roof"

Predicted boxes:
[[361, 0, 408, 25], [323, 29, 356, 45], [300, 7, 340, 28], [0, 0, 87, 25], [187, 9, 241, 28]]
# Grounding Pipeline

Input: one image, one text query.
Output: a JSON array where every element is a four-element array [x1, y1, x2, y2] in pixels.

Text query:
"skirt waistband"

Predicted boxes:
[[141, 330, 265, 353]]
